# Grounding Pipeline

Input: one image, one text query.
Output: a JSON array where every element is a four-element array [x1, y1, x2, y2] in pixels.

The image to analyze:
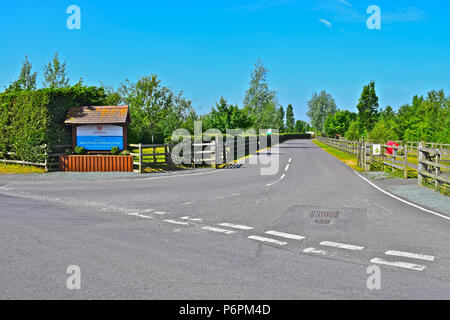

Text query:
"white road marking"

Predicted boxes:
[[202, 226, 236, 235], [181, 216, 203, 222], [137, 214, 153, 219], [320, 241, 364, 251], [303, 248, 327, 255], [265, 231, 305, 240], [285, 164, 290, 171], [127, 212, 140, 216], [163, 220, 189, 226], [288, 158, 292, 163], [181, 202, 194, 205], [154, 212, 167, 215], [370, 258, 426, 271], [385, 250, 435, 262], [265, 174, 286, 187], [144, 209, 154, 212], [219, 223, 254, 230], [248, 236, 287, 246], [354, 171, 450, 221]]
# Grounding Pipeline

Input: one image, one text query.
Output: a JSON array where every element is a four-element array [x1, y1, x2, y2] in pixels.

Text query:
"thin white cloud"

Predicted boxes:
[[383, 7, 428, 23], [319, 18, 332, 28], [338, 0, 352, 7]]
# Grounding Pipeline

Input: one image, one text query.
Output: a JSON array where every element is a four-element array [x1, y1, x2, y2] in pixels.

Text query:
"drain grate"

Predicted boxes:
[[311, 211, 340, 219], [311, 211, 340, 225]]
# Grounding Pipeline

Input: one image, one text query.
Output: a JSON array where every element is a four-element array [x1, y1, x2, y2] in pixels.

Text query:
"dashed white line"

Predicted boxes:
[[303, 248, 327, 255], [265, 174, 286, 187], [370, 258, 426, 271], [144, 209, 154, 212], [219, 223, 254, 230], [202, 226, 236, 235], [265, 231, 305, 240], [181, 202, 194, 205], [320, 241, 364, 251], [137, 214, 153, 219], [385, 250, 435, 262], [163, 220, 189, 226], [127, 212, 140, 216], [154, 212, 167, 215], [248, 236, 287, 246], [288, 158, 292, 163], [181, 216, 203, 222], [285, 164, 290, 171]]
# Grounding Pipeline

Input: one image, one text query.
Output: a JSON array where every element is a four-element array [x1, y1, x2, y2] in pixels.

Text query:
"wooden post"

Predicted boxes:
[[403, 144, 408, 179], [435, 148, 441, 190], [211, 142, 217, 169], [138, 143, 143, 174], [153, 146, 156, 164], [418, 142, 424, 186]]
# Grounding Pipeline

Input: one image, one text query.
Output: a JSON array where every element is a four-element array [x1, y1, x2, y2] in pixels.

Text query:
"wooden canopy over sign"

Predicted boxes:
[[64, 106, 131, 152]]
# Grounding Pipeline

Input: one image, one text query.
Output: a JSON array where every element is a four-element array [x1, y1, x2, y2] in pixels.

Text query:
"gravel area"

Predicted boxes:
[[385, 184, 450, 215], [363, 171, 392, 180], [0, 168, 215, 182]]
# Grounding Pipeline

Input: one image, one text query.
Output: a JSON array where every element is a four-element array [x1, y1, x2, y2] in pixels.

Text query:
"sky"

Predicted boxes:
[[1, 0, 449, 121]]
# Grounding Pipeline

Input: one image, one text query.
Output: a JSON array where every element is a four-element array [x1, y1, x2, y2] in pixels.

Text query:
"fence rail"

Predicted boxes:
[[317, 136, 449, 193]]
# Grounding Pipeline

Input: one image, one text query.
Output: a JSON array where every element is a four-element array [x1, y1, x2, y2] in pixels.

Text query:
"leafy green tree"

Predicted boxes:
[[43, 53, 70, 88], [8, 55, 37, 91], [243, 60, 279, 131], [345, 120, 360, 141], [294, 120, 304, 133], [324, 110, 357, 137], [286, 104, 295, 132], [207, 97, 252, 133], [357, 80, 379, 136], [306, 90, 337, 134], [369, 118, 398, 143], [119, 75, 194, 143]]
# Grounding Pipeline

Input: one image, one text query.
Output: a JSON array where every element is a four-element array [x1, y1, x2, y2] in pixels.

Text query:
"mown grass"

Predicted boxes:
[[0, 163, 45, 174], [313, 140, 363, 172]]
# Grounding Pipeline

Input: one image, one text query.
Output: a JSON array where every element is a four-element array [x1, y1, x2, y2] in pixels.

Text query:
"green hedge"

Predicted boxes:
[[0, 85, 111, 162]]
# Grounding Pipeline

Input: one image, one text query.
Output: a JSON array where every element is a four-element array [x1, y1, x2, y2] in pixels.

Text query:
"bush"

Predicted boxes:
[[74, 146, 86, 155], [0, 85, 110, 162], [111, 146, 121, 155]]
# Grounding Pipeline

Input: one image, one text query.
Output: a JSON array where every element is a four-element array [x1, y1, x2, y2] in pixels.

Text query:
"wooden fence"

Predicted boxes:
[[317, 136, 450, 192], [0, 144, 71, 172], [59, 155, 134, 172]]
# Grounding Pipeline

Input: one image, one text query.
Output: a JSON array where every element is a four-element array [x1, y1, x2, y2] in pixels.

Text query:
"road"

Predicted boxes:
[[0, 139, 449, 299]]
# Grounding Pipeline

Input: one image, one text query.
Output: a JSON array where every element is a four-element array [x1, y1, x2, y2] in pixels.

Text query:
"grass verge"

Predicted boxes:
[[313, 140, 363, 172], [0, 163, 45, 174]]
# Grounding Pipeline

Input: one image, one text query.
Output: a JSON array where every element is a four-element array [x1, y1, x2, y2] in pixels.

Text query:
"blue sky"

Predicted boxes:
[[1, 0, 449, 121]]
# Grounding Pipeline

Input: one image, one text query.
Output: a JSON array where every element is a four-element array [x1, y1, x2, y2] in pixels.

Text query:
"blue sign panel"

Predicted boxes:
[[77, 136, 124, 151]]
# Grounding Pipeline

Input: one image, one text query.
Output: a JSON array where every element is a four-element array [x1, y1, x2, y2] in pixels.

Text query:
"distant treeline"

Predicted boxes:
[[307, 81, 449, 143], [1, 54, 311, 151]]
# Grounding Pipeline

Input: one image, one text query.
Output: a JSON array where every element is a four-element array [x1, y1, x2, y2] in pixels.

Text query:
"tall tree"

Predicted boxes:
[[8, 55, 37, 90], [277, 106, 286, 132], [306, 90, 337, 133], [286, 104, 295, 132], [357, 80, 379, 136], [43, 52, 70, 88], [243, 60, 279, 131]]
